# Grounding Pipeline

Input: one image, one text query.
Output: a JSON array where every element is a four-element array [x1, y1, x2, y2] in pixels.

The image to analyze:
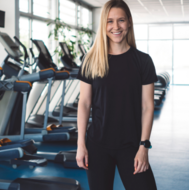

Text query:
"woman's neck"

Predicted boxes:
[[108, 39, 130, 55]]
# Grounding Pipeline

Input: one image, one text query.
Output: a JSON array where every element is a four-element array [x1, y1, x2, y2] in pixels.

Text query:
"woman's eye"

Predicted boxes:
[[107, 21, 112, 23], [120, 20, 125, 22]]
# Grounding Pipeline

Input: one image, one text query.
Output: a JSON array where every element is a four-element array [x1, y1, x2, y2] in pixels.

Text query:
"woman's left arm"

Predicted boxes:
[[133, 83, 155, 175]]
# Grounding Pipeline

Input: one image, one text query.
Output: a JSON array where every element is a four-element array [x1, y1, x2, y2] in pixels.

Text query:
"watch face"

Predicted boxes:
[[145, 140, 151, 148]]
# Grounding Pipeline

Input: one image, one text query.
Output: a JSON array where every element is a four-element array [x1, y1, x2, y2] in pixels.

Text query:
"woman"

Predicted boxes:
[[76, 0, 158, 189]]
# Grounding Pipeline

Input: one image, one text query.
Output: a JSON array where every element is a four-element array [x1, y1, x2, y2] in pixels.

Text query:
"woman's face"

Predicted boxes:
[[106, 7, 131, 44]]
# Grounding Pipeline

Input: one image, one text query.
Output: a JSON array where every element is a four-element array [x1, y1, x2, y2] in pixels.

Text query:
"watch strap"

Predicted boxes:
[[139, 140, 152, 149]]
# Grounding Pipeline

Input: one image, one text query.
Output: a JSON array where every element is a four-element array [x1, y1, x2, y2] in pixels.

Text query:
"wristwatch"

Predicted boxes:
[[139, 140, 152, 149]]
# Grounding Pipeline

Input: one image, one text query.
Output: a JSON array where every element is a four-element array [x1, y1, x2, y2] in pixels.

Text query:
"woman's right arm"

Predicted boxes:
[[76, 81, 92, 170]]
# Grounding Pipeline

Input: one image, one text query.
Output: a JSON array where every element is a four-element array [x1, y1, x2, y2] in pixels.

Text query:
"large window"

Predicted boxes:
[[32, 20, 55, 57], [149, 24, 172, 40], [19, 17, 30, 51], [19, 0, 29, 13], [149, 40, 172, 77], [59, 0, 76, 26], [79, 7, 92, 29], [174, 24, 189, 39], [134, 24, 148, 40], [173, 40, 189, 85], [19, 0, 93, 67], [134, 24, 148, 53], [33, 0, 56, 19], [134, 23, 189, 85]]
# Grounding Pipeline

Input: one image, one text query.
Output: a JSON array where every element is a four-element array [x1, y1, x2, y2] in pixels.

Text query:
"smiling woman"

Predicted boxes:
[[76, 0, 158, 190], [106, 7, 131, 54]]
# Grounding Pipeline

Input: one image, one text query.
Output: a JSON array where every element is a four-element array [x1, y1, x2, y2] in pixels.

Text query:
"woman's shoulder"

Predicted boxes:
[[130, 46, 154, 73], [131, 46, 149, 61]]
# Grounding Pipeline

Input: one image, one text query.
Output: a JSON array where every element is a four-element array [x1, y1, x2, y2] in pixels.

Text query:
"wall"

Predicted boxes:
[[0, 0, 19, 65]]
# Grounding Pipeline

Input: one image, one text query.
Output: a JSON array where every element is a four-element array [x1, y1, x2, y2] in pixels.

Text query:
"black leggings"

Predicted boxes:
[[86, 137, 157, 190]]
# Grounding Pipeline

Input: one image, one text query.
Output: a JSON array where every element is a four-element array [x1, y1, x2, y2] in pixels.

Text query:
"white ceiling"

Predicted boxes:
[[81, 0, 189, 23]]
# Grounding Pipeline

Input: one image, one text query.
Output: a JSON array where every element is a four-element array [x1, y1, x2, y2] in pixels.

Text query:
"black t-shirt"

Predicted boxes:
[[77, 46, 158, 150]]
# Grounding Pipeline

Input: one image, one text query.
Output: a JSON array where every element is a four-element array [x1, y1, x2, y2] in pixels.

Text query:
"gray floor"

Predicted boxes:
[[149, 85, 189, 190]]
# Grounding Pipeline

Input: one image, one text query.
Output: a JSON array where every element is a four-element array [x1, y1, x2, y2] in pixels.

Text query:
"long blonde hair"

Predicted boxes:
[[81, 0, 136, 79]]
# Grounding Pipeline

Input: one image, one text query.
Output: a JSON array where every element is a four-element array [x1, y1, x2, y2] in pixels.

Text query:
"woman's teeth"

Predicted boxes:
[[113, 32, 121, 34]]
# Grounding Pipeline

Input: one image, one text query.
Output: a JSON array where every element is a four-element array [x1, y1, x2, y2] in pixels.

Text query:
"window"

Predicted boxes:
[[19, 0, 29, 13], [59, 28, 76, 42], [136, 41, 148, 53], [32, 20, 50, 52], [134, 23, 189, 85], [134, 25, 148, 55], [19, 0, 93, 67], [149, 24, 172, 40], [173, 40, 189, 84], [174, 24, 189, 39], [79, 6, 92, 29], [33, 0, 55, 19], [134, 25, 148, 40], [19, 17, 30, 54], [32, 20, 56, 62], [59, 0, 76, 26], [149, 40, 172, 80]]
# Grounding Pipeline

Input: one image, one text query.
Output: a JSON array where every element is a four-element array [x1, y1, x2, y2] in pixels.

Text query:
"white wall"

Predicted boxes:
[[0, 0, 18, 65]]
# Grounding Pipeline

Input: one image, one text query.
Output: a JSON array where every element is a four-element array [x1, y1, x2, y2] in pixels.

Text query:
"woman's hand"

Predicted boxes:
[[76, 144, 89, 170], [133, 146, 149, 174]]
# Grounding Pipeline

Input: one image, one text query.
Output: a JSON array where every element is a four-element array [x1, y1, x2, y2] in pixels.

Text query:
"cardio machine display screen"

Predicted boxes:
[[0, 11, 5, 28]]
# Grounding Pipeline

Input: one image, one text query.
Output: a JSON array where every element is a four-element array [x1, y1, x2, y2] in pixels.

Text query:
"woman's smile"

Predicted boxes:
[[111, 31, 122, 36]]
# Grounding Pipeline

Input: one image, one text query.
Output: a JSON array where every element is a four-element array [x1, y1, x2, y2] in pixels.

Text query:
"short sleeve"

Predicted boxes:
[[141, 55, 158, 85], [77, 62, 93, 85]]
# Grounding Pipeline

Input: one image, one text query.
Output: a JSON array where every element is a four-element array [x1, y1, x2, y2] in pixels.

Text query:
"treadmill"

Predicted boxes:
[[51, 42, 92, 120], [27, 39, 92, 123], [78, 43, 87, 61], [0, 176, 81, 190], [0, 68, 80, 169], [0, 69, 72, 143], [0, 70, 48, 168], [0, 32, 78, 142], [0, 138, 81, 190], [0, 35, 86, 169]]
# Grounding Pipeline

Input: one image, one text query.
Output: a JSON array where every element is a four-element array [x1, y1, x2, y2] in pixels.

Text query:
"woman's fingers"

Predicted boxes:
[[144, 164, 149, 171], [76, 157, 88, 170], [76, 147, 89, 170], [134, 158, 138, 171], [134, 161, 149, 174], [133, 158, 138, 174], [139, 163, 145, 173], [144, 165, 148, 172], [85, 155, 88, 168], [134, 161, 142, 174]]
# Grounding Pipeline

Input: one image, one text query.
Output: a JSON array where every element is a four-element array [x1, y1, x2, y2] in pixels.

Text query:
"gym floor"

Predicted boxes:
[[0, 85, 188, 190]]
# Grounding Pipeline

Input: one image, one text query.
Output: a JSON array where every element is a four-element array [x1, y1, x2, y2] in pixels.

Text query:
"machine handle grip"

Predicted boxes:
[[14, 81, 32, 92], [39, 68, 55, 80], [29, 48, 35, 58], [55, 70, 70, 80], [0, 147, 24, 160], [14, 36, 29, 61]]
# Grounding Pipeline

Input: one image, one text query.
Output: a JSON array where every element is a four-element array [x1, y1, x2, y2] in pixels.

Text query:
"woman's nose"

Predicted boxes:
[[113, 21, 119, 30]]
